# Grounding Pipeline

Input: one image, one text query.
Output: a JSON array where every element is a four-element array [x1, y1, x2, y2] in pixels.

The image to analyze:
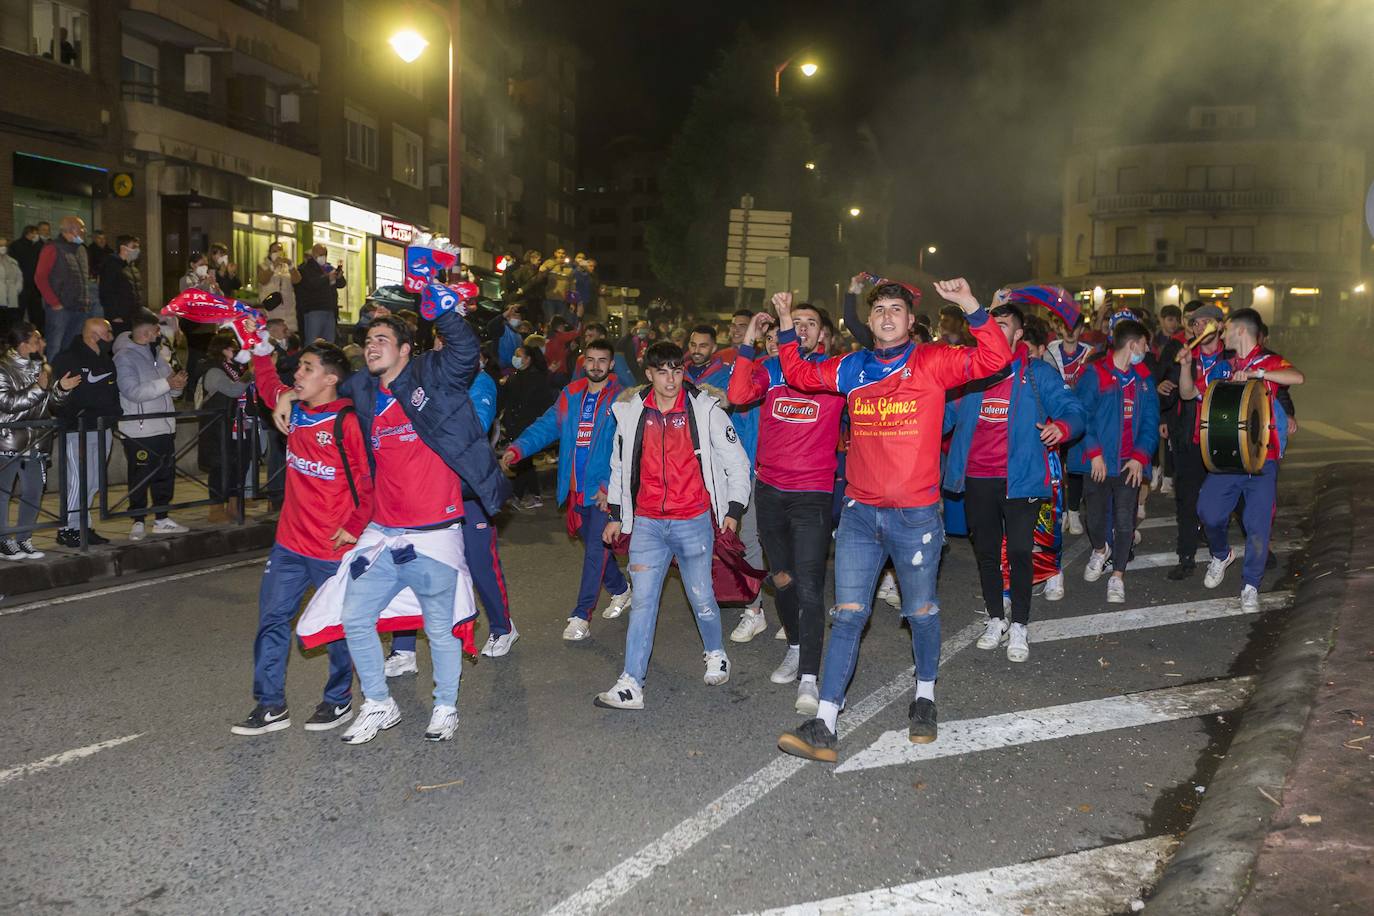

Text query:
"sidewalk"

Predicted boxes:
[[1147, 463, 1374, 913]]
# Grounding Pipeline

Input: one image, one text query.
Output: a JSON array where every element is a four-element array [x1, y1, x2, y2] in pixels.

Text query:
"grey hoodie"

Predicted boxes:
[[114, 331, 183, 438]]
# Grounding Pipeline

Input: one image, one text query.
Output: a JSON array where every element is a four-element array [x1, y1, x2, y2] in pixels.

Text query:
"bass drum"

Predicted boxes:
[[1200, 379, 1271, 474]]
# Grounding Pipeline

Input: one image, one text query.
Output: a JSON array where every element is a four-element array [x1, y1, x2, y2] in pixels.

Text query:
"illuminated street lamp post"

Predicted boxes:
[[774, 53, 818, 96], [919, 244, 937, 272], [390, 0, 462, 243]]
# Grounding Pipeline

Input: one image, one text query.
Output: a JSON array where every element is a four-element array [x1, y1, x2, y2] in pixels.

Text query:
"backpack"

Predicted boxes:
[[332, 405, 360, 507]]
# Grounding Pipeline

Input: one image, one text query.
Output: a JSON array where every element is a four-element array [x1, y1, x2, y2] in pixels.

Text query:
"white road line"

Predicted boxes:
[[739, 835, 1175, 916], [1282, 459, 1374, 470], [1120, 542, 1296, 571], [835, 677, 1252, 774], [0, 557, 266, 617], [541, 620, 988, 916], [1032, 591, 1291, 643], [1296, 419, 1367, 442], [1283, 444, 1374, 454], [1121, 511, 1296, 533], [0, 734, 144, 786]]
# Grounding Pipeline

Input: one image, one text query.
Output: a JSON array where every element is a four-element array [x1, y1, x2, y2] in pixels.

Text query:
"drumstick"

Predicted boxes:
[[1175, 320, 1218, 361]]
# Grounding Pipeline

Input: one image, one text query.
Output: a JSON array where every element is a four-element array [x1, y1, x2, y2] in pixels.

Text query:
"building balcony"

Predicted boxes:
[[1090, 251, 1349, 274], [122, 81, 317, 154], [125, 0, 319, 85], [1090, 188, 1347, 217]]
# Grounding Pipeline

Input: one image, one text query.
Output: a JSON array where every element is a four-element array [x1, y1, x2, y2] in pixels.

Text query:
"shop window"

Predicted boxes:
[[345, 104, 378, 169], [392, 125, 424, 189], [32, 0, 90, 71]]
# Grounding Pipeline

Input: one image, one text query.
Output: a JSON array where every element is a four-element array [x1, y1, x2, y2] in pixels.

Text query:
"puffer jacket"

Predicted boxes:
[[114, 332, 183, 438], [0, 350, 71, 454]]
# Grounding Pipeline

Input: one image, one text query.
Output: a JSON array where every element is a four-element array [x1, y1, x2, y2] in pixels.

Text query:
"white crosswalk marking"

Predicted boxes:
[[1118, 542, 1295, 571], [1124, 512, 1295, 532], [1032, 592, 1291, 643], [835, 678, 1252, 774], [1297, 419, 1366, 442], [0, 734, 144, 786], [1281, 458, 1374, 470], [739, 835, 1175, 915]]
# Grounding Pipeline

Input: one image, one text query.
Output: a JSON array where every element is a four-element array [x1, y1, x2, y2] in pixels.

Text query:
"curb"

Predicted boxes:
[[1146, 463, 1360, 913], [0, 520, 277, 601]]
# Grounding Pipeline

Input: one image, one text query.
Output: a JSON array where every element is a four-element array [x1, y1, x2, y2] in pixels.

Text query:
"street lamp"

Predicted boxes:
[[848, 206, 862, 217], [919, 244, 936, 271], [804, 161, 816, 171], [774, 51, 819, 96], [390, 2, 462, 244]]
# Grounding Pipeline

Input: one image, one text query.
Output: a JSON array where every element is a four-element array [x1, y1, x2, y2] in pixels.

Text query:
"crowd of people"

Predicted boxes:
[[0, 224, 1304, 761]]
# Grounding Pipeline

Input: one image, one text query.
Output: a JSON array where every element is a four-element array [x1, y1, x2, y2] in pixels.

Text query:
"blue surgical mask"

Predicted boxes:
[[512, 356, 527, 370], [71, 235, 84, 245], [508, 317, 522, 329], [1129, 351, 1146, 366]]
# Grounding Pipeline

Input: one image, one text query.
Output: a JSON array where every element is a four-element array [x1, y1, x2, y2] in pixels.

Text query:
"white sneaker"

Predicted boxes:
[[876, 572, 901, 607], [1137, 504, 1147, 521], [703, 650, 730, 686], [480, 626, 519, 657], [594, 674, 644, 710], [1007, 622, 1030, 662], [601, 587, 632, 619], [976, 617, 1009, 650], [562, 617, 590, 641], [795, 680, 820, 716], [1084, 550, 1109, 582], [1150, 467, 1163, 491], [1043, 572, 1065, 601], [1133, 528, 1142, 545], [774, 626, 787, 641], [1160, 477, 1175, 496], [1066, 510, 1084, 536], [1106, 576, 1126, 604], [770, 645, 800, 684], [152, 518, 189, 535], [1203, 549, 1235, 589], [1240, 584, 1260, 613], [384, 650, 418, 677], [1002, 595, 1011, 615], [129, 521, 145, 541], [341, 697, 401, 745], [424, 704, 459, 742], [729, 608, 766, 643]]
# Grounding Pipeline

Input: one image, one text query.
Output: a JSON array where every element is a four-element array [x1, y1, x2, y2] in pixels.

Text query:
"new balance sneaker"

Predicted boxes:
[[562, 617, 590, 641], [480, 626, 519, 657], [703, 650, 730, 686], [876, 572, 901, 607], [908, 698, 938, 744], [1203, 548, 1236, 589], [976, 616, 1009, 650], [384, 650, 418, 677], [769, 645, 800, 684], [1084, 550, 1109, 582], [1106, 575, 1126, 604], [1065, 510, 1084, 536], [341, 697, 401, 745], [1, 538, 22, 561], [424, 705, 459, 742], [1043, 571, 1065, 601], [1240, 584, 1260, 613], [230, 704, 291, 736], [304, 701, 353, 731], [152, 518, 189, 535], [778, 717, 838, 763], [795, 680, 820, 717], [601, 587, 632, 619], [729, 607, 767, 643], [594, 674, 644, 710], [1007, 623, 1030, 662], [129, 521, 145, 541]]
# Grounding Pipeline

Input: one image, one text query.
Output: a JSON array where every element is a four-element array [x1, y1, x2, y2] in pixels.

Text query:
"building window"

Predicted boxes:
[[31, 0, 90, 71], [1186, 166, 1207, 191], [1207, 165, 1233, 190], [546, 199, 560, 221], [345, 105, 379, 169], [1317, 162, 1337, 190], [343, 0, 366, 64], [562, 203, 575, 227], [1116, 166, 1140, 194], [1234, 165, 1254, 190], [120, 31, 158, 100], [1114, 226, 1139, 255], [392, 125, 423, 188], [1075, 234, 1085, 261], [1076, 173, 1089, 203], [562, 168, 575, 193], [546, 159, 560, 186], [1186, 226, 1253, 253], [589, 208, 616, 224], [393, 57, 423, 99]]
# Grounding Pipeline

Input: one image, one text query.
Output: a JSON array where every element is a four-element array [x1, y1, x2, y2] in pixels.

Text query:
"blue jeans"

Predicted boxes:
[[572, 503, 628, 620], [43, 304, 82, 355], [622, 512, 723, 686], [342, 525, 462, 706], [821, 501, 944, 707], [394, 501, 511, 655], [301, 309, 336, 345], [254, 545, 353, 709], [1198, 460, 1277, 588]]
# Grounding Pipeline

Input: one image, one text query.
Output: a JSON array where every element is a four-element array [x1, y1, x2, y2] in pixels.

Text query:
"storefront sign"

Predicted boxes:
[[381, 218, 415, 243], [311, 198, 382, 236], [272, 189, 310, 221]]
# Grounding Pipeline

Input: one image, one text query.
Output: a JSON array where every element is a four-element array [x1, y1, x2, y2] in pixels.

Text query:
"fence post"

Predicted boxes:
[[77, 417, 89, 551]]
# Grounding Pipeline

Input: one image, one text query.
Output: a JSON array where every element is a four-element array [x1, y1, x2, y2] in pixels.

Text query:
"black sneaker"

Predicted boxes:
[[908, 698, 938, 744], [1167, 559, 1196, 581], [229, 704, 291, 736], [1, 538, 22, 560], [303, 701, 353, 732], [777, 718, 839, 763], [87, 530, 111, 546], [57, 528, 81, 548]]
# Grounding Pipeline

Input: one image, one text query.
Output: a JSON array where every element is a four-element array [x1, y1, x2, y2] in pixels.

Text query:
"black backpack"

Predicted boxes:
[[332, 405, 360, 507]]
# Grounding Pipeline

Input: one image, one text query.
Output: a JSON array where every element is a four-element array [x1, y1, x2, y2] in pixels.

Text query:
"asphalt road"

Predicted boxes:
[[1, 476, 1310, 915]]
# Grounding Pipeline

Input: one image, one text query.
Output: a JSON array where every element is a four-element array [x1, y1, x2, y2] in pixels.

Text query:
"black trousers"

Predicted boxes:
[[755, 482, 832, 676], [1173, 438, 1207, 562], [965, 477, 1042, 624], [1084, 472, 1137, 572], [511, 457, 539, 498], [124, 434, 176, 522]]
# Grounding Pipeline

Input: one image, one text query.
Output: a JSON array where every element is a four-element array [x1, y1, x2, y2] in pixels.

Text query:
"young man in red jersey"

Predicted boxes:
[[231, 339, 372, 736], [774, 278, 1011, 762]]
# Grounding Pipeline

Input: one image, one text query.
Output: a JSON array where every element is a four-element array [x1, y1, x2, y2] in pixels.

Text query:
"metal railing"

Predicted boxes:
[[0, 420, 68, 540], [96, 410, 239, 525], [1092, 188, 1347, 216], [120, 81, 319, 155]]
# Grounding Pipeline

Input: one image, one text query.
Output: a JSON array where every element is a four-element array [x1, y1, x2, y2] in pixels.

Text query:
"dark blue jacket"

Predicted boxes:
[[341, 308, 510, 517], [1068, 358, 1160, 476], [943, 351, 1086, 499]]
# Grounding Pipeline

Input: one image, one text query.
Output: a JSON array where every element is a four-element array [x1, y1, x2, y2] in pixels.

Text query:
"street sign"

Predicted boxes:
[[766, 256, 809, 302], [726, 203, 792, 295]]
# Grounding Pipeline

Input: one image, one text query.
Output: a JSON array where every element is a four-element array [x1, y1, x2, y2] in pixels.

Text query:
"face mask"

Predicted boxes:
[[71, 235, 84, 245], [636, 329, 649, 339], [1129, 350, 1146, 366], [29, 352, 43, 363], [0, 246, 6, 256], [316, 255, 329, 267], [195, 264, 209, 278], [125, 247, 140, 262], [511, 356, 527, 370], [97, 339, 113, 357], [507, 317, 522, 329]]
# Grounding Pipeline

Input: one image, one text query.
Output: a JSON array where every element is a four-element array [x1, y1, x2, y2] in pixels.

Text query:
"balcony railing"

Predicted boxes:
[[228, 0, 310, 36], [1091, 251, 1347, 273], [121, 81, 318, 156], [1091, 188, 1347, 216]]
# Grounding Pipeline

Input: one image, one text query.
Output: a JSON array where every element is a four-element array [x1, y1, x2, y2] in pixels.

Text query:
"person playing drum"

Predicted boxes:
[[1179, 307, 1304, 612]]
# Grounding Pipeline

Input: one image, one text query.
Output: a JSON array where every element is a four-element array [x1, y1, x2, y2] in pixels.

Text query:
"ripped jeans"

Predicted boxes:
[[820, 500, 943, 708], [622, 511, 723, 686]]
